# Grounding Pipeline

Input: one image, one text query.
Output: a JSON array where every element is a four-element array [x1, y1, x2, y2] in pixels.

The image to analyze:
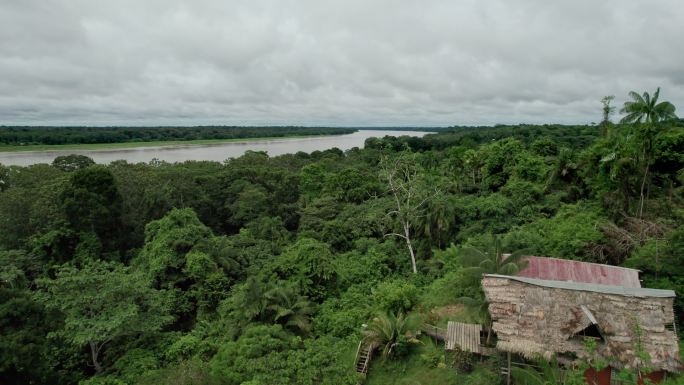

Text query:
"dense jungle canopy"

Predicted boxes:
[[1, 112, 683, 384]]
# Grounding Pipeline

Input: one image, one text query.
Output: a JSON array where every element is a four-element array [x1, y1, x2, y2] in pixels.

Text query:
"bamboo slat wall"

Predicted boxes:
[[482, 276, 680, 372], [445, 321, 482, 353]]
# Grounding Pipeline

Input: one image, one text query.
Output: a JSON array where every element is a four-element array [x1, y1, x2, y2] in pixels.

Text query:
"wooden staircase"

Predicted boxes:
[[354, 340, 374, 376]]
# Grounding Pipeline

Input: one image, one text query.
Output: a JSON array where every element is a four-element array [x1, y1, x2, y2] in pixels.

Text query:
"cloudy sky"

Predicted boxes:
[[1, 0, 683, 126]]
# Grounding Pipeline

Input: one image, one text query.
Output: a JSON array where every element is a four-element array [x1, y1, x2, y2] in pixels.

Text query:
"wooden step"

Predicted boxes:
[[354, 340, 375, 375]]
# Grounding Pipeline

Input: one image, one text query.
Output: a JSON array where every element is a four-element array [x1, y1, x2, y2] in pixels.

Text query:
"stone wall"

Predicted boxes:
[[482, 276, 679, 372]]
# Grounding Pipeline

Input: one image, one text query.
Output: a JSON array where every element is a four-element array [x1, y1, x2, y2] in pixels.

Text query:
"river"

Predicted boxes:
[[0, 130, 431, 166]]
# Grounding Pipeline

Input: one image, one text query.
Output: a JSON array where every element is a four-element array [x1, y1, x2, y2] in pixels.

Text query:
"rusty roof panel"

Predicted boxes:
[[484, 274, 674, 297], [516, 256, 642, 288]]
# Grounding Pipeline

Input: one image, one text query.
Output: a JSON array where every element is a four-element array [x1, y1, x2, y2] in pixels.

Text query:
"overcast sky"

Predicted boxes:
[[1, 0, 683, 126]]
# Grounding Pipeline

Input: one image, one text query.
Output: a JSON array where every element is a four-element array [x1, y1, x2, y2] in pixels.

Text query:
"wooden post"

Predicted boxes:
[[507, 352, 511, 385]]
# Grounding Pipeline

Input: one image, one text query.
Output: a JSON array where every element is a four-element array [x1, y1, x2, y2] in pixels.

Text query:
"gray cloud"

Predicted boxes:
[[1, 0, 683, 126]]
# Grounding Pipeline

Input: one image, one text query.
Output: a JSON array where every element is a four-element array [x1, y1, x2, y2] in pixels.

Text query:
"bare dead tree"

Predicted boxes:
[[591, 216, 672, 264], [380, 152, 439, 274]]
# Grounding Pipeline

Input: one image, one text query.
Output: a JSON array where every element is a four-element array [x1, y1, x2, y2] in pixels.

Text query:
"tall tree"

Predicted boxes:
[[264, 283, 315, 334], [380, 152, 438, 274], [458, 235, 530, 343], [52, 155, 95, 172], [35, 261, 173, 373], [600, 95, 616, 137], [60, 166, 123, 253], [273, 238, 337, 300], [459, 235, 529, 277], [620, 87, 677, 124], [0, 164, 9, 192], [619, 88, 678, 217]]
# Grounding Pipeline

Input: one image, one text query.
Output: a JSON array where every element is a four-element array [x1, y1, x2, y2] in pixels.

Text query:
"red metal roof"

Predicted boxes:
[[515, 256, 641, 288]]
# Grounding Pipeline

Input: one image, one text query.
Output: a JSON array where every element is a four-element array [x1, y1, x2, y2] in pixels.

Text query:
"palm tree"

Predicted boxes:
[[264, 284, 315, 334], [241, 276, 269, 321], [620, 88, 678, 217], [457, 235, 530, 343], [417, 195, 457, 249], [459, 235, 530, 277], [544, 147, 578, 192], [362, 311, 421, 358], [620, 87, 677, 124]]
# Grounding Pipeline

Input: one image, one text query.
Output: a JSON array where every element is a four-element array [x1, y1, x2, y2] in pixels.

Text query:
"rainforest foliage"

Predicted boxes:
[[1, 110, 683, 384], [0, 126, 357, 146]]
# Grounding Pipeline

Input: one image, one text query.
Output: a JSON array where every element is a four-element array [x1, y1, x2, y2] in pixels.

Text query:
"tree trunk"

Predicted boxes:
[[638, 163, 650, 218], [89, 341, 103, 373], [404, 222, 417, 274]]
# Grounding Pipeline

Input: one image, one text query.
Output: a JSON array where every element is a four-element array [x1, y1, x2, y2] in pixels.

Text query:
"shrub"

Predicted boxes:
[[373, 279, 419, 313]]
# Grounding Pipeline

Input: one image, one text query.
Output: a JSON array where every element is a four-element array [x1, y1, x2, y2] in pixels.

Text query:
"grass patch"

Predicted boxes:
[[365, 354, 458, 385], [364, 337, 501, 385]]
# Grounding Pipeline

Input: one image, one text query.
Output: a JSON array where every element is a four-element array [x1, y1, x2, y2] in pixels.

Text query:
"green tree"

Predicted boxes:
[[210, 325, 356, 385], [35, 261, 173, 373], [226, 181, 270, 227], [459, 235, 529, 277], [457, 235, 530, 343], [133, 208, 228, 323], [416, 194, 458, 249], [0, 165, 67, 251], [135, 358, 222, 385], [0, 163, 9, 192], [225, 276, 270, 326], [600, 95, 616, 137], [0, 251, 56, 384], [52, 154, 96, 172], [273, 238, 337, 300], [362, 311, 420, 359], [619, 88, 678, 217], [620, 87, 678, 124], [264, 283, 315, 334], [135, 208, 213, 283], [60, 166, 123, 253], [544, 147, 578, 192], [372, 279, 418, 314]]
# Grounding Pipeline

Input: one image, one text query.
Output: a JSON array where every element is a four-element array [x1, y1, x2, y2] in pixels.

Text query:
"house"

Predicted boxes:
[[481, 257, 680, 382]]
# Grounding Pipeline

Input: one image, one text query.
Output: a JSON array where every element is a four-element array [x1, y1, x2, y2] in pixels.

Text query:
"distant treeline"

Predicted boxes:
[[0, 126, 357, 146], [356, 127, 451, 132], [435, 124, 603, 148], [365, 124, 605, 152]]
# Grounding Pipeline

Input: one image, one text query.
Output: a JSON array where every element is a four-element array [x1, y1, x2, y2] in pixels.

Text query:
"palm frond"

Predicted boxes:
[[499, 262, 522, 276], [655, 101, 678, 121], [287, 314, 312, 333], [458, 247, 488, 267], [479, 259, 495, 271], [643, 91, 652, 109], [620, 111, 643, 124], [511, 366, 545, 385], [456, 296, 483, 307], [363, 311, 420, 358], [628, 90, 645, 104], [460, 266, 485, 278], [651, 87, 660, 105]]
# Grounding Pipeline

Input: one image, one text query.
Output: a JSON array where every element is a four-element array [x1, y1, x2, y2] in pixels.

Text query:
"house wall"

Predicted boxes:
[[482, 276, 679, 372]]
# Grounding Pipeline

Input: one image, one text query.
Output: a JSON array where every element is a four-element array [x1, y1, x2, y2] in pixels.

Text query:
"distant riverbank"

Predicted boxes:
[[0, 135, 328, 153], [0, 126, 358, 151], [0, 130, 431, 166]]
